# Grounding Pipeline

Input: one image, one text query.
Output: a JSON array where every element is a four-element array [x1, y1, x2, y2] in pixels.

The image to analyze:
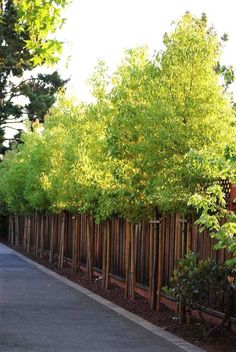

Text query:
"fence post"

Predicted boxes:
[[35, 212, 39, 256], [15, 215, 19, 247], [177, 216, 182, 260], [149, 219, 160, 310], [8, 215, 14, 245], [186, 217, 192, 254], [129, 224, 136, 299], [49, 215, 54, 263], [77, 214, 81, 272], [39, 214, 44, 259], [149, 221, 154, 309], [8, 215, 10, 243], [26, 216, 31, 253], [105, 220, 110, 290], [125, 220, 130, 298], [23, 216, 27, 250], [11, 215, 15, 245], [156, 217, 164, 312], [71, 215, 78, 275], [58, 213, 65, 269], [86, 214, 94, 283], [102, 221, 107, 289]]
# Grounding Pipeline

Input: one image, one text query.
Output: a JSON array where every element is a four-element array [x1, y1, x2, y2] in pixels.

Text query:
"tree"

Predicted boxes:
[[0, 0, 68, 154], [144, 13, 235, 213], [0, 147, 30, 214], [104, 13, 235, 220]]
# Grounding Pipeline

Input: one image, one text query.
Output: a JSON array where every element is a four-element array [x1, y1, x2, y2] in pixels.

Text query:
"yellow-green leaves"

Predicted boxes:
[[13, 0, 70, 65], [0, 13, 235, 226]]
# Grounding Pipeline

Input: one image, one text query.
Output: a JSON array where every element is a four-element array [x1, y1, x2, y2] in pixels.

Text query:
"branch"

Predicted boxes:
[[2, 120, 23, 124], [1, 126, 21, 131], [4, 77, 39, 103]]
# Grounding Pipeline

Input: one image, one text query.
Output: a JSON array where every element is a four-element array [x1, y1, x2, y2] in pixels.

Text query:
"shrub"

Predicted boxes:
[[164, 252, 228, 328]]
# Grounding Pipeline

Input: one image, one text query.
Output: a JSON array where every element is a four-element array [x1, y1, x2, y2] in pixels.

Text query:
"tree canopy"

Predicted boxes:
[[0, 13, 235, 235]]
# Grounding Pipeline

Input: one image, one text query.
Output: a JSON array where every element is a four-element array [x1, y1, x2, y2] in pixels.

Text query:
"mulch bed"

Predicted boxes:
[[4, 242, 236, 352]]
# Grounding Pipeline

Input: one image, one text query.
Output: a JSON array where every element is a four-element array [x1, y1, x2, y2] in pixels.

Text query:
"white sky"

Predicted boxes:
[[58, 0, 236, 102]]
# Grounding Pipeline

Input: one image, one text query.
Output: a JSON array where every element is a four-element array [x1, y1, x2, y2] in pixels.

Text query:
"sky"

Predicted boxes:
[[58, 0, 236, 102]]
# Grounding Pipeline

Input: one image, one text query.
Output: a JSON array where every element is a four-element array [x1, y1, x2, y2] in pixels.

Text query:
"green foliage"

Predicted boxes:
[[165, 252, 227, 313], [0, 148, 30, 214], [103, 13, 235, 220], [20, 72, 68, 122], [13, 0, 70, 65], [189, 183, 236, 266], [42, 95, 114, 220]]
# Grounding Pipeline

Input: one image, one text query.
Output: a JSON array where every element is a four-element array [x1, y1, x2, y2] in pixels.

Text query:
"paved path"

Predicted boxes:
[[0, 243, 203, 352]]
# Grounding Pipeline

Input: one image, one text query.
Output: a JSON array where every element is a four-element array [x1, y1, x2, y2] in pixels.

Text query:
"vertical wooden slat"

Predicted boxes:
[[11, 215, 15, 245], [149, 220, 160, 310], [15, 216, 19, 247], [102, 222, 107, 289], [125, 220, 130, 298], [156, 218, 163, 312], [27, 216, 31, 253], [94, 223, 97, 268], [77, 215, 81, 271], [58, 213, 65, 269], [23, 216, 27, 250], [40, 214, 44, 259], [169, 215, 174, 275], [130, 224, 136, 299], [105, 220, 110, 290], [140, 223, 145, 284], [71, 216, 78, 275], [8, 215, 11, 243], [35, 213, 39, 256], [86, 215, 93, 283], [71, 215, 75, 273], [49, 215, 54, 263], [165, 215, 170, 281], [186, 218, 192, 254], [192, 222, 198, 252], [172, 215, 177, 271], [116, 219, 119, 276], [145, 222, 149, 286], [177, 216, 183, 260], [149, 222, 154, 309]]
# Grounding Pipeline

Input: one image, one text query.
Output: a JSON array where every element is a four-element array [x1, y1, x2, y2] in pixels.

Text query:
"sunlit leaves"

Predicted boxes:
[[0, 13, 235, 231], [189, 184, 236, 266], [13, 0, 70, 65]]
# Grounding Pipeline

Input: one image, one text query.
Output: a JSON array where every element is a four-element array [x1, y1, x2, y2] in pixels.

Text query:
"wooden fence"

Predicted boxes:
[[7, 211, 236, 318]]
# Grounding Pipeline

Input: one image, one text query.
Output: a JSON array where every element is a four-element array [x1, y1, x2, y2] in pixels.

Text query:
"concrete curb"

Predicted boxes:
[[4, 244, 205, 352]]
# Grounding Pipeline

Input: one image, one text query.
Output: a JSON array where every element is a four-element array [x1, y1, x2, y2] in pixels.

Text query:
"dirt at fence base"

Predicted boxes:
[[5, 243, 236, 352]]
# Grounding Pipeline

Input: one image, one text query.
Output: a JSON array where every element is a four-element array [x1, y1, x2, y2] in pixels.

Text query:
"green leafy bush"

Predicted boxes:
[[165, 252, 228, 321]]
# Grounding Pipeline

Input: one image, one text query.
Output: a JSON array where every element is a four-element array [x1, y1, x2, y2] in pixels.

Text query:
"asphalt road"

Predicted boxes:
[[0, 243, 203, 352]]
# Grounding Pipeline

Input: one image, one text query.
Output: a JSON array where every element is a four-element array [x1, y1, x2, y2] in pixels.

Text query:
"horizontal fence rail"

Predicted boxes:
[[7, 212, 236, 317]]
